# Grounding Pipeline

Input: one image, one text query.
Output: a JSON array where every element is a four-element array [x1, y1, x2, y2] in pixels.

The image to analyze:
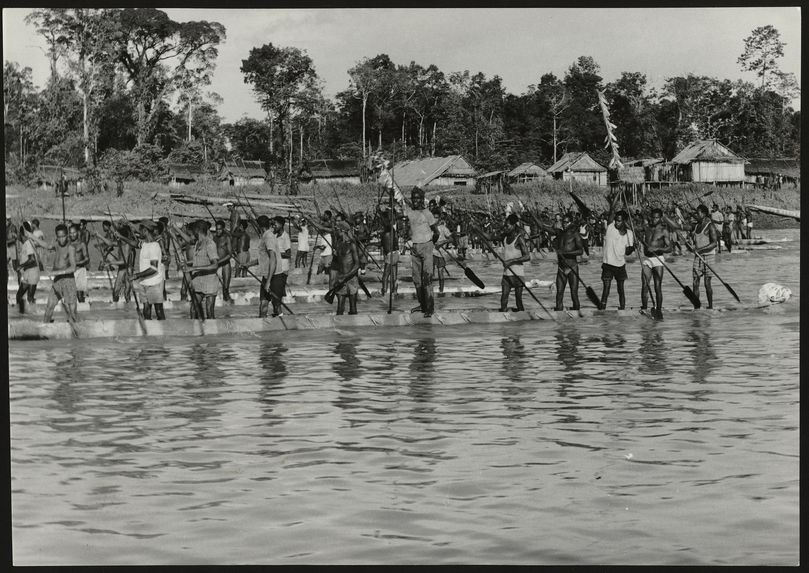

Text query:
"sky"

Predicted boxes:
[[2, 6, 802, 123]]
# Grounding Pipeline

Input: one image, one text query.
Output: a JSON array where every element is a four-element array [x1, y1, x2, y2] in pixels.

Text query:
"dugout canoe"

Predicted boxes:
[[7, 301, 791, 341], [746, 204, 800, 221]]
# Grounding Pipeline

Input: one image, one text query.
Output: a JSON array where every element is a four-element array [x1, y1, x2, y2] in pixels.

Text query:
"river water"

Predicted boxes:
[[8, 229, 800, 565]]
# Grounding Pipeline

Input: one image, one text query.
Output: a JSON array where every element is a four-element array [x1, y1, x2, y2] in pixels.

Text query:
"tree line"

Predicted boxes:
[[3, 9, 801, 189]]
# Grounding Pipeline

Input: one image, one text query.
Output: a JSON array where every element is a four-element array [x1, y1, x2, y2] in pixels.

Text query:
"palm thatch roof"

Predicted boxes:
[[219, 160, 266, 179], [392, 155, 477, 189], [508, 162, 548, 177], [670, 139, 744, 164], [546, 152, 606, 173], [744, 158, 800, 178], [167, 163, 206, 180], [302, 158, 359, 179]]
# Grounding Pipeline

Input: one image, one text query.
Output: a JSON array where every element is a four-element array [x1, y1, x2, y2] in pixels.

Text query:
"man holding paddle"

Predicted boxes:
[[691, 204, 720, 309], [554, 213, 585, 311], [42, 223, 78, 324], [330, 220, 360, 315], [499, 213, 531, 312], [397, 186, 440, 318], [640, 208, 671, 316], [600, 191, 635, 310]]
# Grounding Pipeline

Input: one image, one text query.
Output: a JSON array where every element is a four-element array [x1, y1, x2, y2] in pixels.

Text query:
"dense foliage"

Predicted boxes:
[[3, 10, 801, 188]]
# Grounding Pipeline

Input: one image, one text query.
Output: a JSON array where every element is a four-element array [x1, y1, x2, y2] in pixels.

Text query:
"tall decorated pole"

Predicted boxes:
[[597, 90, 623, 170]]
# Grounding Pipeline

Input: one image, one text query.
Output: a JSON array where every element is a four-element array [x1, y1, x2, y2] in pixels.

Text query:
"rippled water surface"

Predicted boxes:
[[9, 230, 800, 565]]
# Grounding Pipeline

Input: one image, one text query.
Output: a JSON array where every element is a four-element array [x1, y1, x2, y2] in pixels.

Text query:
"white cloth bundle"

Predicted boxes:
[[758, 283, 792, 305]]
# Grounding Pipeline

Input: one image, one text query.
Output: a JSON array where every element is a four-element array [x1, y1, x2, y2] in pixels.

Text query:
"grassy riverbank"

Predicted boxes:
[[5, 180, 800, 230]]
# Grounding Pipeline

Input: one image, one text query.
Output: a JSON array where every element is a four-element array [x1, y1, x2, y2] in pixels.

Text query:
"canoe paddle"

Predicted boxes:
[[556, 257, 601, 308], [469, 223, 555, 320], [165, 215, 207, 323], [679, 231, 741, 303], [437, 244, 485, 289], [633, 234, 701, 309], [620, 191, 658, 316], [106, 206, 148, 335]]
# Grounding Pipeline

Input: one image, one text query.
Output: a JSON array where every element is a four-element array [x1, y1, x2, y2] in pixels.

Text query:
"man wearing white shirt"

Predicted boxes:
[[600, 194, 635, 310], [132, 221, 166, 320]]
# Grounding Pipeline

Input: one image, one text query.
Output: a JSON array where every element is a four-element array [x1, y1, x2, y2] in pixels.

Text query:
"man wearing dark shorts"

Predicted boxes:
[[555, 213, 584, 310], [600, 192, 635, 310]]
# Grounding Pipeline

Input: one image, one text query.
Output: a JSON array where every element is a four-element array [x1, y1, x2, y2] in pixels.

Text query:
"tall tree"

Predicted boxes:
[[113, 8, 225, 147], [561, 56, 604, 154], [348, 54, 396, 159], [241, 43, 319, 176], [738, 25, 789, 89]]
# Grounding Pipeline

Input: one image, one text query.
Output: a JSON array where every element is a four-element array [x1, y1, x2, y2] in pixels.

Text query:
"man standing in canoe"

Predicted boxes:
[[499, 213, 531, 312], [15, 222, 41, 313], [270, 216, 291, 317], [214, 219, 233, 302], [180, 220, 220, 319], [378, 203, 399, 297], [255, 215, 278, 319], [131, 221, 166, 320], [331, 220, 360, 315], [554, 213, 585, 311], [293, 216, 309, 269], [69, 223, 90, 303], [43, 223, 78, 324], [432, 212, 453, 294], [600, 192, 635, 310], [640, 208, 671, 316], [691, 204, 719, 310], [396, 186, 440, 317]]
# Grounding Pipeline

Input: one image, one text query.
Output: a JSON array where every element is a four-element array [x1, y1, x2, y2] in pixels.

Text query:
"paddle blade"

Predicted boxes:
[[724, 283, 741, 303], [359, 277, 372, 299], [569, 192, 592, 219], [464, 267, 485, 289], [324, 289, 336, 304], [683, 286, 701, 309], [586, 286, 601, 308]]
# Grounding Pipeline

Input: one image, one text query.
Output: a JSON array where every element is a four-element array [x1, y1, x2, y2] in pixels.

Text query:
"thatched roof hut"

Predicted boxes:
[[392, 155, 477, 190], [507, 162, 548, 182], [669, 139, 745, 183], [546, 152, 608, 186], [167, 163, 206, 186], [744, 158, 800, 179], [299, 159, 360, 185], [219, 160, 266, 186]]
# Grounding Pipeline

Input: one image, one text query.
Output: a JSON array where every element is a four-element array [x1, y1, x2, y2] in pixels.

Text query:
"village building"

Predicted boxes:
[[298, 159, 361, 185], [167, 163, 206, 187], [218, 160, 266, 186], [476, 170, 509, 193], [37, 165, 84, 194], [669, 139, 745, 185], [507, 162, 548, 183], [392, 155, 478, 191], [744, 158, 800, 188], [546, 152, 609, 186]]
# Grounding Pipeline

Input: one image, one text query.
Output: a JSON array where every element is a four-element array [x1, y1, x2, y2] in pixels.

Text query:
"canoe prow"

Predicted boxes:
[[747, 204, 800, 222]]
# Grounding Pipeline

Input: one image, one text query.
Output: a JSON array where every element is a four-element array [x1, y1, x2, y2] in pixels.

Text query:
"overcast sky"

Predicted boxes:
[[2, 7, 802, 122]]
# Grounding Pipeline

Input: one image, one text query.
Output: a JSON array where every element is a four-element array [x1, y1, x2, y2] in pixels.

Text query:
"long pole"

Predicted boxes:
[[388, 143, 396, 314]]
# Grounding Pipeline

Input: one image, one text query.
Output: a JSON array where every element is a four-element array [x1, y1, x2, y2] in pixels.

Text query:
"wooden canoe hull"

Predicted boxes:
[[8, 303, 787, 341], [747, 204, 800, 221]]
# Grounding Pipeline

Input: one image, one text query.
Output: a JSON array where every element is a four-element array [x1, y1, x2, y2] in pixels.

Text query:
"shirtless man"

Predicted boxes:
[[398, 187, 440, 317], [432, 213, 453, 294], [97, 223, 135, 303], [691, 204, 719, 309], [69, 223, 90, 303], [6, 216, 18, 278], [43, 224, 78, 324], [213, 220, 233, 302], [378, 204, 399, 296], [554, 213, 585, 311], [331, 220, 360, 315], [499, 213, 531, 312], [640, 208, 671, 317]]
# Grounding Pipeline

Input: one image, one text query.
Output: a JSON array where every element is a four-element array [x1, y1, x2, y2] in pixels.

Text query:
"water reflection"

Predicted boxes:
[[688, 315, 718, 385], [499, 336, 533, 412], [179, 343, 226, 423], [333, 340, 362, 382], [555, 325, 582, 398], [50, 347, 86, 414], [408, 338, 437, 422], [638, 322, 667, 377], [257, 341, 288, 418]]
